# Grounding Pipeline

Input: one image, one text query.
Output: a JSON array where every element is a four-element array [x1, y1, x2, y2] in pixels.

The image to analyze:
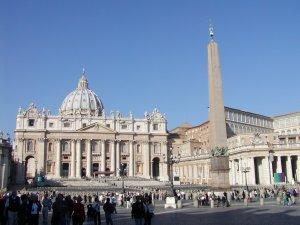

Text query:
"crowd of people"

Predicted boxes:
[[0, 186, 299, 225], [0, 190, 155, 225]]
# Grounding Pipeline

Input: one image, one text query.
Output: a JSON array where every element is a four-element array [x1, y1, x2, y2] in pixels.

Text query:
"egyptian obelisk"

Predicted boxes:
[[207, 24, 230, 189]]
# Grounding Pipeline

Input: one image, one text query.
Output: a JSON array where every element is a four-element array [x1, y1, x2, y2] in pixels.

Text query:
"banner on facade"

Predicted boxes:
[[274, 173, 285, 183]]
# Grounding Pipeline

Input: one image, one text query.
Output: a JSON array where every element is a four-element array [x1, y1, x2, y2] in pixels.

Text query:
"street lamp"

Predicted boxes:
[[267, 142, 275, 185], [167, 153, 181, 197], [241, 166, 250, 191], [119, 163, 127, 193]]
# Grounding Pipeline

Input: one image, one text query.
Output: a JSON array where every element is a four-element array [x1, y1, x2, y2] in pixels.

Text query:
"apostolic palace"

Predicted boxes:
[[6, 26, 300, 190]]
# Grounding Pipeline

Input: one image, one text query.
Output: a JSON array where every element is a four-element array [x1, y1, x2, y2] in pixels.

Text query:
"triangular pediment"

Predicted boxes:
[[77, 123, 116, 133]]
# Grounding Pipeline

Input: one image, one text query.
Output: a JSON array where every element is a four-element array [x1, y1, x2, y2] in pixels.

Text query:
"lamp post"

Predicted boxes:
[[166, 152, 181, 197], [119, 163, 127, 194], [267, 142, 275, 185], [241, 166, 250, 191]]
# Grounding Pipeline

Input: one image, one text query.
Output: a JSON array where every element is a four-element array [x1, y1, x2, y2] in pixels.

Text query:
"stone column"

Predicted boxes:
[[70, 140, 76, 178], [86, 140, 92, 177], [239, 159, 243, 185], [276, 156, 282, 173], [110, 140, 116, 175], [55, 140, 61, 178], [286, 155, 293, 183], [116, 141, 120, 177], [1, 164, 6, 189], [296, 156, 300, 182], [101, 140, 106, 172], [269, 158, 274, 184], [129, 141, 134, 177], [264, 156, 271, 185], [76, 140, 82, 178], [249, 157, 256, 185], [143, 141, 150, 179], [161, 141, 168, 181], [37, 138, 46, 174]]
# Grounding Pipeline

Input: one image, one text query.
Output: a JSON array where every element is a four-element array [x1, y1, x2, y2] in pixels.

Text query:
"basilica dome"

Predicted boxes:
[[60, 74, 104, 117]]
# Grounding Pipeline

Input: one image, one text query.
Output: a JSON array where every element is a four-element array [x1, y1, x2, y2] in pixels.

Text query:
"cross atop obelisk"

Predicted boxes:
[[207, 23, 227, 149]]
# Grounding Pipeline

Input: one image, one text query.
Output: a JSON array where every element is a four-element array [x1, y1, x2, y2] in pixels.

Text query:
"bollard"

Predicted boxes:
[[260, 198, 264, 206], [177, 199, 183, 209], [276, 197, 281, 205], [244, 198, 248, 206], [210, 199, 214, 208], [194, 200, 199, 208]]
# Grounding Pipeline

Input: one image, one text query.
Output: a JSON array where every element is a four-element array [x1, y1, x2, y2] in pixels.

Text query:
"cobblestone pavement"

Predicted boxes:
[[43, 200, 300, 225]]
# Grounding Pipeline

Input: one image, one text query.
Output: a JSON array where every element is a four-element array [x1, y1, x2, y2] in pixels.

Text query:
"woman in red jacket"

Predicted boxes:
[[72, 196, 85, 225]]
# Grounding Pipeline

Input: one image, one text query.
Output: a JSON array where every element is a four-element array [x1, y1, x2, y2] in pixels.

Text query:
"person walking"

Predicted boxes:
[[17, 194, 30, 225], [73, 196, 85, 225], [103, 198, 114, 225], [29, 195, 42, 225], [5, 190, 21, 225], [131, 197, 145, 225], [65, 195, 74, 225], [144, 199, 154, 225], [51, 194, 66, 225], [92, 196, 101, 225], [42, 193, 52, 225]]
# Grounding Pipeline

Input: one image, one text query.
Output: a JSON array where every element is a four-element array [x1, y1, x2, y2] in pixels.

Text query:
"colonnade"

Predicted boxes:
[[174, 162, 210, 184], [54, 139, 138, 178], [230, 154, 300, 185]]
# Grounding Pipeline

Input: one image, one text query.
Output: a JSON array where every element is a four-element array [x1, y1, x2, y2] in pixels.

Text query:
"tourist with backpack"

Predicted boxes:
[[92, 196, 101, 225]]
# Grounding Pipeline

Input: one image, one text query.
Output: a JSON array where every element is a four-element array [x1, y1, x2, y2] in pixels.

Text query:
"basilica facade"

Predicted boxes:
[[14, 74, 169, 184]]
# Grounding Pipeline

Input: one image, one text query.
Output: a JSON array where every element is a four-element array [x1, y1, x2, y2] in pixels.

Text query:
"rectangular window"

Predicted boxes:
[[28, 119, 35, 127], [82, 123, 86, 128], [136, 125, 141, 130], [153, 124, 158, 130], [121, 125, 127, 129], [49, 122, 54, 127], [106, 124, 111, 128], [64, 122, 70, 127]]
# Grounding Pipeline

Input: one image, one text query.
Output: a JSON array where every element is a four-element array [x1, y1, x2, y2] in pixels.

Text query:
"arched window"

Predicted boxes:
[[92, 141, 98, 153]]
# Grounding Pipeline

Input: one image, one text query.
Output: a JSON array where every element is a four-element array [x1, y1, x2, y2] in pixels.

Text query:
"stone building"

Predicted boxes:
[[169, 26, 300, 187], [0, 132, 12, 190], [14, 74, 169, 184]]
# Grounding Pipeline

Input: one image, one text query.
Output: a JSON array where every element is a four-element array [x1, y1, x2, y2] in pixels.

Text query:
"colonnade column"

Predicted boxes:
[[55, 139, 61, 178], [110, 140, 116, 175], [264, 156, 271, 185], [129, 141, 134, 177], [101, 140, 106, 172], [239, 159, 243, 185], [161, 141, 168, 181], [286, 155, 293, 183], [86, 140, 92, 178], [116, 141, 120, 177], [143, 141, 150, 179], [76, 140, 82, 178], [296, 156, 300, 182], [249, 157, 256, 185], [232, 160, 236, 185], [276, 156, 282, 173], [70, 140, 76, 178]]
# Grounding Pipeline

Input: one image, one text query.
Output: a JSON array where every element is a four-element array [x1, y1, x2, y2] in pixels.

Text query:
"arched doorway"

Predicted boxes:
[[152, 157, 160, 179], [25, 156, 36, 180]]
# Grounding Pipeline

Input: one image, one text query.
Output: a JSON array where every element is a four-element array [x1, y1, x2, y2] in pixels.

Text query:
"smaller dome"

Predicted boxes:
[[60, 74, 104, 117]]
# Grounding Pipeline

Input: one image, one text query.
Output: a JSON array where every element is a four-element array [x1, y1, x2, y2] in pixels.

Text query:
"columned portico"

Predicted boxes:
[[86, 139, 92, 177], [110, 140, 116, 175], [116, 141, 120, 177], [129, 141, 134, 176], [101, 140, 106, 172], [55, 140, 61, 178], [70, 140, 76, 178], [76, 140, 82, 178]]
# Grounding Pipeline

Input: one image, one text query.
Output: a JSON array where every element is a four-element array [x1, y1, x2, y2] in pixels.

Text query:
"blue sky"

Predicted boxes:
[[1, 0, 300, 135]]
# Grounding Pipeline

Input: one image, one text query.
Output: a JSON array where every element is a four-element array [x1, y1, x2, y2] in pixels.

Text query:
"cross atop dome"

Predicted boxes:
[[77, 71, 89, 89]]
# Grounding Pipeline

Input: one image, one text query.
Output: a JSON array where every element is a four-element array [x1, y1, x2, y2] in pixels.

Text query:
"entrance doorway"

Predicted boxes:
[[62, 163, 69, 178], [152, 157, 160, 179]]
